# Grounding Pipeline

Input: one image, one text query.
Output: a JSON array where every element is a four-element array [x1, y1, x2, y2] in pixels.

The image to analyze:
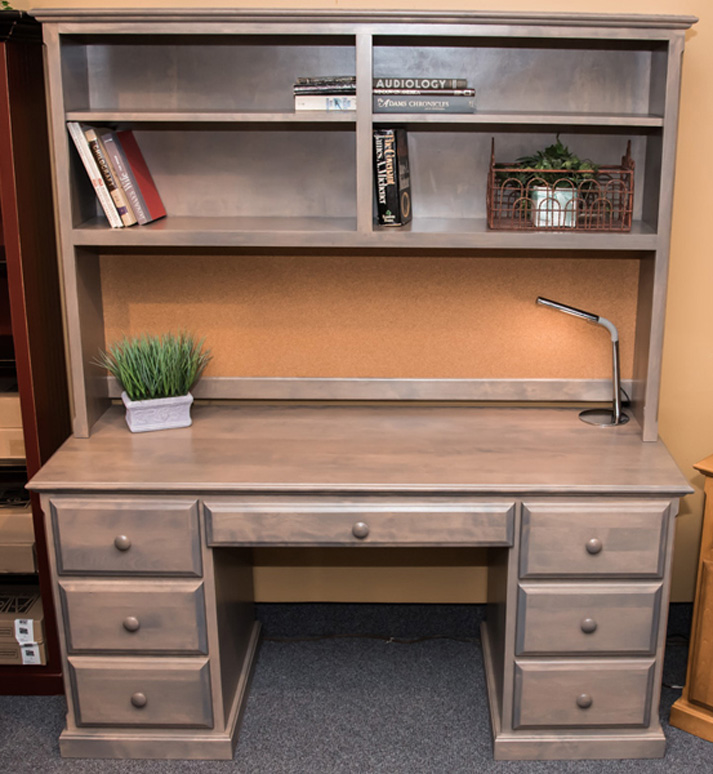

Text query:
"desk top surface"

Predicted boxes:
[[30, 404, 690, 496]]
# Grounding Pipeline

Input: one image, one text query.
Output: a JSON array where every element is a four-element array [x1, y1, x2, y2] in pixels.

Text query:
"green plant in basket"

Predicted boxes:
[[96, 331, 212, 402], [512, 135, 598, 188]]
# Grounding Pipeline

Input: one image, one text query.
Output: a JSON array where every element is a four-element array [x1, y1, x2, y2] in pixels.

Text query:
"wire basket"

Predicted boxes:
[[487, 140, 634, 232]]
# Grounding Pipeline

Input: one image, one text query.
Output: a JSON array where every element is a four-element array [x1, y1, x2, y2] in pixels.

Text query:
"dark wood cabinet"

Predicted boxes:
[[0, 11, 71, 694]]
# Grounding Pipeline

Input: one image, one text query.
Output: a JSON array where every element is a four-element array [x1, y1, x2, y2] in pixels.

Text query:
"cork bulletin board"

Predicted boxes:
[[100, 251, 640, 382]]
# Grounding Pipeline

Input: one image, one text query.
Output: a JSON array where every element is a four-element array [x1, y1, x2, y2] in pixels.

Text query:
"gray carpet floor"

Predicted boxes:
[[0, 604, 710, 773]]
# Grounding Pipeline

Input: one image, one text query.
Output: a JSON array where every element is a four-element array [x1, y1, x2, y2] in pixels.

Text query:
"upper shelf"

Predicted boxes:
[[66, 109, 664, 129]]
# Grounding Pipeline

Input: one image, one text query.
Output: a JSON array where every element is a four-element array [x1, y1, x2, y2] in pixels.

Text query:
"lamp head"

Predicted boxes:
[[536, 296, 599, 324]]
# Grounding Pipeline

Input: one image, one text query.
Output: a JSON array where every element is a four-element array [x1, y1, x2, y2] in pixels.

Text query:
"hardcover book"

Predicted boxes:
[[99, 128, 152, 225], [115, 130, 167, 222], [374, 95, 476, 113], [373, 128, 412, 226], [294, 95, 357, 111], [83, 126, 137, 227], [66, 121, 123, 228], [373, 77, 467, 90]]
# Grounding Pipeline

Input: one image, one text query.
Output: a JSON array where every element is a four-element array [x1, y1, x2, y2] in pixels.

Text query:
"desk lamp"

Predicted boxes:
[[536, 296, 629, 427]]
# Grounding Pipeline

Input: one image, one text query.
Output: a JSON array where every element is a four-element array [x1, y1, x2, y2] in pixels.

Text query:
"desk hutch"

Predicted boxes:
[[30, 9, 695, 762]]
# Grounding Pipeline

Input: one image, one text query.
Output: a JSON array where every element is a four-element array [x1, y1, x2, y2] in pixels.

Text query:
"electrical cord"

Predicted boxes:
[[263, 633, 480, 645]]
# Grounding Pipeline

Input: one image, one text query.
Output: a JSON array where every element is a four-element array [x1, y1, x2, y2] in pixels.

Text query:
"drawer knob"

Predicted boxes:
[[123, 616, 141, 633], [585, 537, 603, 555], [114, 535, 132, 552], [576, 693, 593, 709], [580, 618, 598, 634], [352, 521, 370, 539], [131, 692, 147, 708]]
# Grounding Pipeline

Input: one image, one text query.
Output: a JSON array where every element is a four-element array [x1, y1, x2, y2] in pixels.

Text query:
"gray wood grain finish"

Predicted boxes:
[[513, 659, 655, 729], [29, 406, 691, 495], [205, 500, 515, 546], [111, 376, 638, 404], [50, 497, 202, 576], [59, 579, 208, 654], [519, 500, 670, 578], [515, 582, 662, 655], [32, 9, 697, 29], [68, 656, 213, 728]]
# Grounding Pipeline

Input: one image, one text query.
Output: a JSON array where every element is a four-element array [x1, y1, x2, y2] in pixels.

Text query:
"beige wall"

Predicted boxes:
[[21, 0, 713, 603]]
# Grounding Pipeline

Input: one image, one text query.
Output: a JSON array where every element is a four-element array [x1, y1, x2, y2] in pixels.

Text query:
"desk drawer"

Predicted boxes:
[[50, 498, 202, 576], [520, 501, 669, 578], [205, 500, 515, 546], [59, 579, 208, 654], [516, 583, 662, 655], [513, 659, 655, 729], [69, 656, 213, 728]]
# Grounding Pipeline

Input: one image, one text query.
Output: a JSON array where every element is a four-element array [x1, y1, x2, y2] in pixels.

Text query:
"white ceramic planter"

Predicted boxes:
[[530, 186, 577, 229], [121, 391, 194, 433]]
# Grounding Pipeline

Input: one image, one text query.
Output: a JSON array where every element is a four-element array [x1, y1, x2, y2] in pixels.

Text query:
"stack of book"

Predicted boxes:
[[373, 77, 476, 113], [293, 76, 356, 112], [67, 122, 166, 228]]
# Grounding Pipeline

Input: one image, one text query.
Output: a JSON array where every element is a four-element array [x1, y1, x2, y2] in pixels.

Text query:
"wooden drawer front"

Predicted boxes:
[[69, 656, 213, 728], [50, 498, 202, 576], [516, 583, 662, 655], [60, 579, 208, 654], [205, 501, 515, 546], [520, 501, 669, 578], [513, 659, 655, 729]]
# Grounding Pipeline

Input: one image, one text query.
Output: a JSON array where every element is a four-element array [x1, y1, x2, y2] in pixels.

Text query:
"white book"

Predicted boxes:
[[294, 95, 357, 111], [66, 122, 123, 228]]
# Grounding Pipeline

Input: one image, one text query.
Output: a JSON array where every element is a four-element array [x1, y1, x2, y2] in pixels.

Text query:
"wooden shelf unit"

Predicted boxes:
[[38, 9, 695, 442], [0, 11, 71, 694]]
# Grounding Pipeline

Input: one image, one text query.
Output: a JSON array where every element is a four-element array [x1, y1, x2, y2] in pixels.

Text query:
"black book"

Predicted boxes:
[[373, 128, 412, 227]]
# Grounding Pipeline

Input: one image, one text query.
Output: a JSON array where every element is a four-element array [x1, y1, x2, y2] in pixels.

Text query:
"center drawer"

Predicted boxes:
[[59, 579, 208, 654], [204, 500, 515, 546]]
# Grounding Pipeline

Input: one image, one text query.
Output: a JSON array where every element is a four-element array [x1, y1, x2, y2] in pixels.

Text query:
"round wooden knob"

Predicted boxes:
[[123, 616, 140, 632], [352, 521, 370, 539], [114, 535, 132, 552], [131, 692, 147, 708], [585, 537, 603, 555], [576, 693, 593, 709], [580, 618, 598, 634]]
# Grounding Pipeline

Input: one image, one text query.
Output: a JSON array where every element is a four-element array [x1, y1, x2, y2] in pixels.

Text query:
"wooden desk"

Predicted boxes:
[[669, 454, 713, 740], [28, 404, 691, 761]]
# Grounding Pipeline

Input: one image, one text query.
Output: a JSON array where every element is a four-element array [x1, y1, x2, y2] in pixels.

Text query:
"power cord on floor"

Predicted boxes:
[[263, 633, 480, 645]]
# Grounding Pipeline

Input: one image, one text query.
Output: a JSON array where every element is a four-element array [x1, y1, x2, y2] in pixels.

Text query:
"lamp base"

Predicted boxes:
[[578, 408, 630, 427]]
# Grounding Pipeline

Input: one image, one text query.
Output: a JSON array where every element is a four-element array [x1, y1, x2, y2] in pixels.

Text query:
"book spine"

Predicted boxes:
[[66, 122, 123, 228], [373, 77, 468, 90], [373, 128, 412, 226], [373, 88, 475, 97], [115, 130, 167, 221], [99, 129, 150, 225], [295, 75, 355, 86], [83, 127, 137, 226], [374, 95, 476, 113], [294, 95, 357, 111], [293, 84, 356, 95]]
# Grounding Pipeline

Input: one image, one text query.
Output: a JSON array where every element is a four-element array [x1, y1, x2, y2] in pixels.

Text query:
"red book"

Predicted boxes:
[[115, 130, 166, 222]]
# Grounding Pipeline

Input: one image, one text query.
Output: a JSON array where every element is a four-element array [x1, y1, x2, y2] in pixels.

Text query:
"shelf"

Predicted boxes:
[[66, 110, 358, 124], [71, 215, 656, 250], [372, 111, 664, 128], [66, 110, 662, 128]]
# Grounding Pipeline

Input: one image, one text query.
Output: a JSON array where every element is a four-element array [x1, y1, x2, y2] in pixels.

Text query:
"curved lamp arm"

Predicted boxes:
[[536, 296, 627, 426]]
